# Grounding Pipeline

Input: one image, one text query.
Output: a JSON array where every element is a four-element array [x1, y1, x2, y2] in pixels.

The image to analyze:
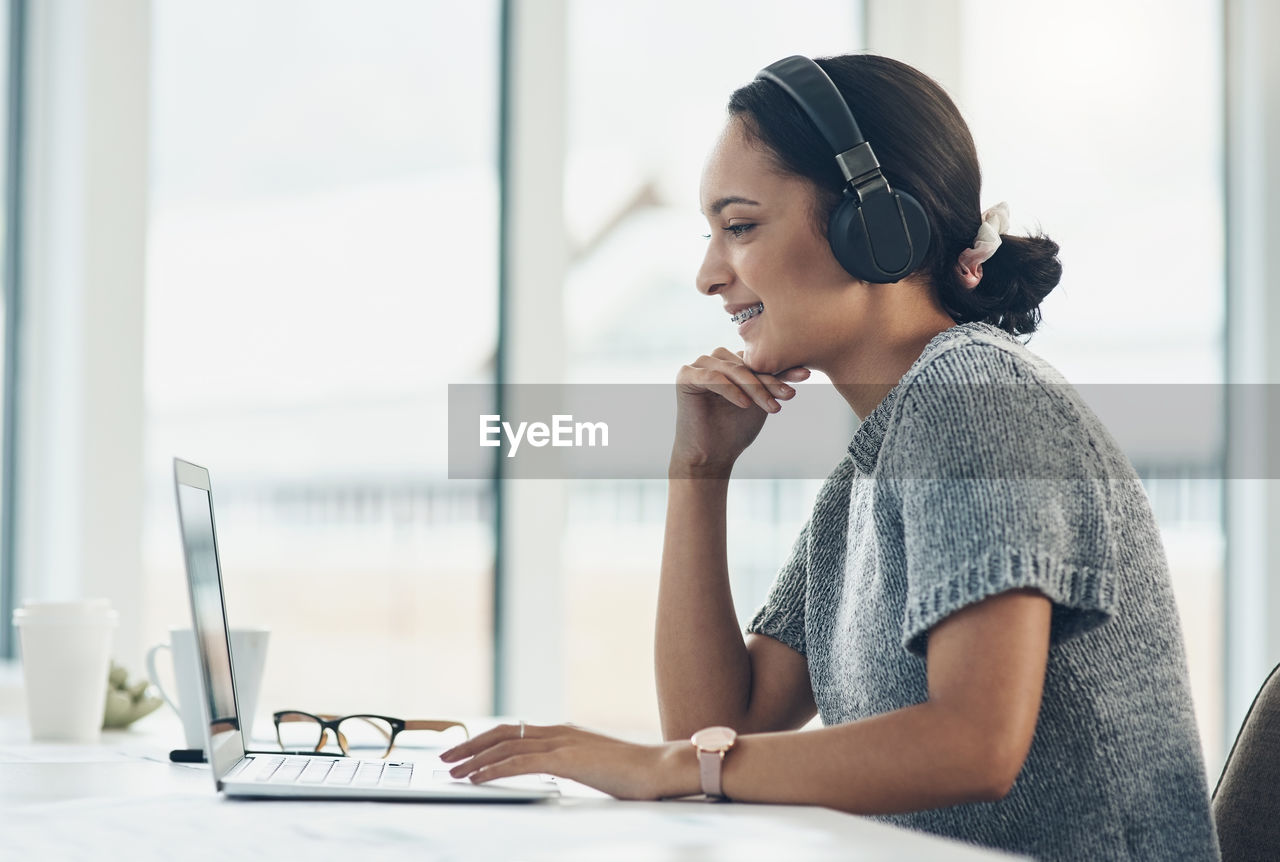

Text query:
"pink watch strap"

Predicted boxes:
[[698, 748, 724, 798]]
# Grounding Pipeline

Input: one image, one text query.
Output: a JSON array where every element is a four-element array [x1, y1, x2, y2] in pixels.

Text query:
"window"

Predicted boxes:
[[139, 1, 1230, 765], [144, 0, 499, 731]]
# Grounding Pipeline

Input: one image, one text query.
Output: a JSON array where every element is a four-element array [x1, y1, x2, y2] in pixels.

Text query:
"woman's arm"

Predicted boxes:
[[655, 475, 817, 741], [442, 588, 1050, 810], [678, 588, 1053, 811], [654, 350, 816, 741]]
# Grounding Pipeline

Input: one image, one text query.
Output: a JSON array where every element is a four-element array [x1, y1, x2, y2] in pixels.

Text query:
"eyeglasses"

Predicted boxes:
[[272, 710, 470, 759]]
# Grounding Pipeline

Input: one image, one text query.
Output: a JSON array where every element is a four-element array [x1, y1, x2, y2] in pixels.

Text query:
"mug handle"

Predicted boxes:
[[144, 643, 181, 716]]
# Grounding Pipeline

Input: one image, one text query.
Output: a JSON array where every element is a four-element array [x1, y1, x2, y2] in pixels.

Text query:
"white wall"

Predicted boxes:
[[866, 0, 961, 89]]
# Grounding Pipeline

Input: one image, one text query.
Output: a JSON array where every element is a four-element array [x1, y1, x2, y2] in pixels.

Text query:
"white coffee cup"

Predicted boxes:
[[145, 627, 269, 750], [13, 599, 119, 743]]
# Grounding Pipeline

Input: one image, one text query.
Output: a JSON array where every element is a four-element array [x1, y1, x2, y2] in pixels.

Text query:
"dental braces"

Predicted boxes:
[[731, 303, 764, 324]]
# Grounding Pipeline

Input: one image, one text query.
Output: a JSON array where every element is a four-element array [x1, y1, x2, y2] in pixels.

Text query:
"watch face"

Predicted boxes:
[[691, 725, 737, 752]]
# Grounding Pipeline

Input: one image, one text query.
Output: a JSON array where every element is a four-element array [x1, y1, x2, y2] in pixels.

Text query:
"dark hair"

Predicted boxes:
[[726, 53, 1061, 337]]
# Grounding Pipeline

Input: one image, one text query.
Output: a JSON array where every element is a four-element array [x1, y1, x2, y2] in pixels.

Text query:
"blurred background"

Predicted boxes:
[[2, 0, 1276, 787]]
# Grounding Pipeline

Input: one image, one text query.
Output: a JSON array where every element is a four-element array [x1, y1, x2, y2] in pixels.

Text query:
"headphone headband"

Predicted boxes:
[[756, 56, 864, 155]]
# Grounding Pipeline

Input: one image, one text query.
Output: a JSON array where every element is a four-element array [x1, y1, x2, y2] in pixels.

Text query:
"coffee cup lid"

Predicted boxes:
[[13, 599, 119, 625]]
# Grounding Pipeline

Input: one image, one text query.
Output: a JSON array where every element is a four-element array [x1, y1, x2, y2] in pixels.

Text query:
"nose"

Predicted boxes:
[[696, 236, 732, 297]]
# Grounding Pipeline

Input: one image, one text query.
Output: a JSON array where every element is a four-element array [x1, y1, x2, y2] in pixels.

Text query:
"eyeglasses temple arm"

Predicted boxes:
[[404, 719, 470, 738]]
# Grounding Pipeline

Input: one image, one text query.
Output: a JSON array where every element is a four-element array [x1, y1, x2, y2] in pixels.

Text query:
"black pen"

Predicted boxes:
[[170, 748, 349, 763]]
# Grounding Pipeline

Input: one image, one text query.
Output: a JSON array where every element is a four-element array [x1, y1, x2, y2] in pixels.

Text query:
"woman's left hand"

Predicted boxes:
[[439, 722, 698, 801]]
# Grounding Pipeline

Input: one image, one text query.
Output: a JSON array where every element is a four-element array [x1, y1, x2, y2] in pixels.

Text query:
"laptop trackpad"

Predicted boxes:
[[428, 769, 557, 793]]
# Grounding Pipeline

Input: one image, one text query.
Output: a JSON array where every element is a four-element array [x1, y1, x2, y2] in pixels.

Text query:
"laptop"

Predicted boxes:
[[172, 457, 559, 801]]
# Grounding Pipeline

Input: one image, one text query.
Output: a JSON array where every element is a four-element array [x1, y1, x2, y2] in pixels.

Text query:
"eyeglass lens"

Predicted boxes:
[[335, 716, 396, 757]]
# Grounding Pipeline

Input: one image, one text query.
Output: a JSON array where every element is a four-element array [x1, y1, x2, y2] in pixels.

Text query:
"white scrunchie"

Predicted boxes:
[[956, 201, 1010, 289]]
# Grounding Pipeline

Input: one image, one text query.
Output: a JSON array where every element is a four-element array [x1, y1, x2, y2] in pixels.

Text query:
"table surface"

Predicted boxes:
[[0, 681, 1025, 861]]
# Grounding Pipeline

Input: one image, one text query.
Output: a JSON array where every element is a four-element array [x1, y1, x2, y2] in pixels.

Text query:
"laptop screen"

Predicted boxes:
[[174, 460, 246, 781]]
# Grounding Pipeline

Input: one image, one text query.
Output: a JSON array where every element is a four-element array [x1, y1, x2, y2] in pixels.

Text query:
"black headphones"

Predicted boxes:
[[755, 55, 931, 284]]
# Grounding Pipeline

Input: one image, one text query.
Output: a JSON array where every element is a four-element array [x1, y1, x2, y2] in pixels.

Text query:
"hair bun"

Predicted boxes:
[[966, 231, 1062, 336]]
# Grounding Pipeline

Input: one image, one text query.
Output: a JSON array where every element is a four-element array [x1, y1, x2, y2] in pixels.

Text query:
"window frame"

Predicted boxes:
[[1, 0, 26, 660]]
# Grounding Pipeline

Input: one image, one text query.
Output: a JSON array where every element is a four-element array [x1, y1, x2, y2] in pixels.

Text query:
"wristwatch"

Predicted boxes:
[[690, 725, 738, 799]]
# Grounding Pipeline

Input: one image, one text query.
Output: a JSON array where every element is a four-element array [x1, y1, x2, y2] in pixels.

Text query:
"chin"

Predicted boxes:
[[741, 344, 787, 377]]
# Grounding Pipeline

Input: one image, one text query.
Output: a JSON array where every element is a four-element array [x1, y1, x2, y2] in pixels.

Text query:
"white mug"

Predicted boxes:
[[145, 627, 269, 750], [13, 599, 119, 743]]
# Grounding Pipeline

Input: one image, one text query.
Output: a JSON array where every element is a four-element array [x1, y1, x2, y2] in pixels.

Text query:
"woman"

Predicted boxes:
[[442, 53, 1220, 861]]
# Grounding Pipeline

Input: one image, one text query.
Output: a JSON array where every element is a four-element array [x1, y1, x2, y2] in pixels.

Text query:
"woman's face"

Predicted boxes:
[[697, 116, 868, 376]]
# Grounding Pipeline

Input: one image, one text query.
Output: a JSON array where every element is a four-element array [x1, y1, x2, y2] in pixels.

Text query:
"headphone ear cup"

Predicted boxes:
[[828, 188, 932, 283], [827, 193, 868, 281], [894, 188, 931, 275]]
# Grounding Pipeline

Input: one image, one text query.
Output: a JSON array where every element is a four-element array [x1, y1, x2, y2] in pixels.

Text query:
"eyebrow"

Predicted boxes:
[[700, 196, 761, 216]]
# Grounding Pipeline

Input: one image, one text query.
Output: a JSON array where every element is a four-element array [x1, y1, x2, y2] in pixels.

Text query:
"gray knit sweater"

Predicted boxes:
[[746, 321, 1220, 861]]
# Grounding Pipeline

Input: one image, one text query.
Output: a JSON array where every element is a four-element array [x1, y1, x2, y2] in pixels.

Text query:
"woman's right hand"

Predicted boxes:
[[670, 347, 811, 477]]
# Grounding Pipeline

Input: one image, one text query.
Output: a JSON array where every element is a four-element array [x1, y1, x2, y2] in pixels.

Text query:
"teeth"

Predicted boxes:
[[731, 302, 764, 324]]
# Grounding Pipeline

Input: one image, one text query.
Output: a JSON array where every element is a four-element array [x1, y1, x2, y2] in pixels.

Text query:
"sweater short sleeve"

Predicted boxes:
[[887, 347, 1120, 658], [744, 516, 810, 656]]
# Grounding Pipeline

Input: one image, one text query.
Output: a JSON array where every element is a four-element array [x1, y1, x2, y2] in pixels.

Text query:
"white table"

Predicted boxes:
[[0, 696, 1024, 860]]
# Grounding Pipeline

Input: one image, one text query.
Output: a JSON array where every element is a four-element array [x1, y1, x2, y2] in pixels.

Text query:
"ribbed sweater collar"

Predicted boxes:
[[846, 321, 1011, 475]]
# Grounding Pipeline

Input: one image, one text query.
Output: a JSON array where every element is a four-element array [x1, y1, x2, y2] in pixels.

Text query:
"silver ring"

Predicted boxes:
[[519, 720, 526, 739]]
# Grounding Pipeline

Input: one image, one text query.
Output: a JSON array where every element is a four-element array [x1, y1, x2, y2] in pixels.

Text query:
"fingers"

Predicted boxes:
[[735, 352, 812, 386], [685, 351, 795, 413], [720, 348, 809, 396], [732, 349, 811, 382], [446, 738, 552, 780], [679, 366, 755, 410], [467, 753, 549, 784], [440, 722, 544, 763]]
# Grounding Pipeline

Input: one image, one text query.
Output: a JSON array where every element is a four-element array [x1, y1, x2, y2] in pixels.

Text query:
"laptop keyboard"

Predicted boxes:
[[241, 755, 414, 788]]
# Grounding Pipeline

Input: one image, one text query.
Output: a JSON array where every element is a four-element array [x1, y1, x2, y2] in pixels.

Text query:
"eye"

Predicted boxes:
[[723, 224, 754, 237]]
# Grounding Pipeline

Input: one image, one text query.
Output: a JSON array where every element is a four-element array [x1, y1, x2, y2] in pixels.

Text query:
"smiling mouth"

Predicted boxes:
[[730, 302, 764, 325]]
